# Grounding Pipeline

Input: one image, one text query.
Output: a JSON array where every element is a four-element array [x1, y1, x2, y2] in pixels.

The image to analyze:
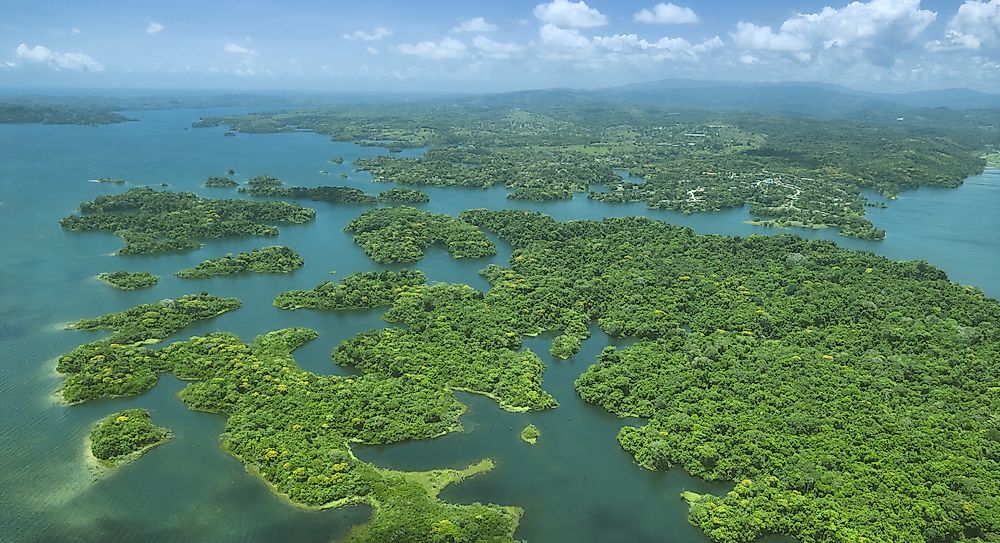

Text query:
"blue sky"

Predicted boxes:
[[1, 0, 998, 92]]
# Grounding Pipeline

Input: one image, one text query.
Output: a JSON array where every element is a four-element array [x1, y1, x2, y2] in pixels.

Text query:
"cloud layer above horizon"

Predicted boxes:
[[1, 0, 998, 92]]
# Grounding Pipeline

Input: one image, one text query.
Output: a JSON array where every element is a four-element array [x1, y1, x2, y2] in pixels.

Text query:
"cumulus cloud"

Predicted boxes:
[[224, 42, 258, 55], [397, 37, 468, 59], [366, 46, 379, 55], [343, 27, 392, 41], [926, 0, 1000, 51], [592, 33, 723, 59], [146, 22, 163, 34], [731, 0, 936, 66], [472, 35, 524, 58], [538, 23, 594, 58], [71, 28, 82, 35], [634, 3, 699, 24], [533, 0, 608, 28], [732, 22, 811, 51], [452, 17, 498, 33], [14, 43, 104, 72]]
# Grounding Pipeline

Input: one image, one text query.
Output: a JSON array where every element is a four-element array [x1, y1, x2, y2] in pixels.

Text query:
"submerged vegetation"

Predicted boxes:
[[89, 409, 171, 468], [345, 206, 495, 263], [176, 246, 303, 278], [199, 97, 1000, 240], [274, 269, 425, 310], [60, 187, 315, 254], [97, 271, 159, 290]]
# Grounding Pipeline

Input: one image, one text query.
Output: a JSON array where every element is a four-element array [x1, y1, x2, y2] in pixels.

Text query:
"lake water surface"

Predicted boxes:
[[0, 107, 996, 542]]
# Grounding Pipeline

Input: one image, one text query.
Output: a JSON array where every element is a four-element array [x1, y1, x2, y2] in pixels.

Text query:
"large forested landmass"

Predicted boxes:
[[176, 246, 303, 278], [456, 209, 1000, 543], [197, 97, 1000, 240], [89, 409, 171, 468], [345, 207, 495, 263], [0, 102, 131, 125], [241, 184, 378, 205], [59, 187, 315, 255], [332, 282, 558, 412], [97, 271, 159, 290], [57, 294, 239, 403], [377, 188, 430, 204], [274, 270, 426, 310]]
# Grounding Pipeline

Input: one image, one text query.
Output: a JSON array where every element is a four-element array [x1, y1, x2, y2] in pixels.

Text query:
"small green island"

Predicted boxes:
[[89, 408, 171, 469], [520, 424, 540, 445], [986, 152, 1000, 168], [96, 271, 159, 290], [377, 188, 430, 204], [345, 206, 495, 263], [549, 334, 582, 359], [95, 177, 126, 185], [176, 246, 303, 278], [204, 176, 238, 188]]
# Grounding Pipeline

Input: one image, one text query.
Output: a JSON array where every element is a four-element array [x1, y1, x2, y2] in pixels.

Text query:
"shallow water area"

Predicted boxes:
[[1, 107, 997, 542]]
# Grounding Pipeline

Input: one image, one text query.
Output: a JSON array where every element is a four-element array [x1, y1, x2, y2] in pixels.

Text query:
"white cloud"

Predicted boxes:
[[14, 43, 104, 72], [343, 27, 392, 41], [740, 54, 759, 64], [472, 35, 525, 58], [732, 22, 811, 51], [732, 0, 936, 66], [926, 0, 1000, 51], [538, 23, 594, 58], [366, 46, 379, 55], [452, 17, 498, 33], [146, 22, 163, 34], [397, 37, 468, 59], [533, 0, 607, 28], [71, 28, 82, 35], [224, 42, 258, 55], [592, 33, 723, 60], [634, 3, 699, 25]]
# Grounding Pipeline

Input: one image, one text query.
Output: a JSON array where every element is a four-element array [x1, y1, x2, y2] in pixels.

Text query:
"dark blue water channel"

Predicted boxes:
[[0, 107, 996, 542]]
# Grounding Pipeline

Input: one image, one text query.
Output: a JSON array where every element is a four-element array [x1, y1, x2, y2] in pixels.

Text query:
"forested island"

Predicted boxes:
[[60, 187, 315, 254], [97, 271, 159, 290], [345, 207, 495, 263], [204, 176, 238, 188], [377, 188, 429, 204], [197, 96, 1000, 240], [520, 424, 540, 445], [242, 184, 378, 204], [274, 270, 425, 310], [176, 246, 303, 278], [58, 293, 240, 403], [89, 409, 171, 468]]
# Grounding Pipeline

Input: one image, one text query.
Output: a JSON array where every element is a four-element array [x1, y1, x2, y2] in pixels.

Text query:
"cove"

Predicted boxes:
[[0, 106, 997, 542]]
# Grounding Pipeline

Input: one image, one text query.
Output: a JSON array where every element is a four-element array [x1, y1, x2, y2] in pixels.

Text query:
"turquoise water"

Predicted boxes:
[[0, 107, 997, 542]]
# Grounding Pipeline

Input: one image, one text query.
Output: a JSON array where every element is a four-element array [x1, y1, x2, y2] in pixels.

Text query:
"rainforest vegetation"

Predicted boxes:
[[96, 177, 126, 185], [59, 187, 315, 254], [241, 183, 378, 204], [459, 209, 1000, 543], [176, 246, 303, 278], [345, 207, 495, 263], [53, 201, 1000, 541], [97, 271, 159, 290], [274, 270, 426, 310], [89, 408, 171, 467], [549, 334, 582, 359], [198, 97, 1000, 240], [57, 293, 239, 403], [204, 176, 238, 188]]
